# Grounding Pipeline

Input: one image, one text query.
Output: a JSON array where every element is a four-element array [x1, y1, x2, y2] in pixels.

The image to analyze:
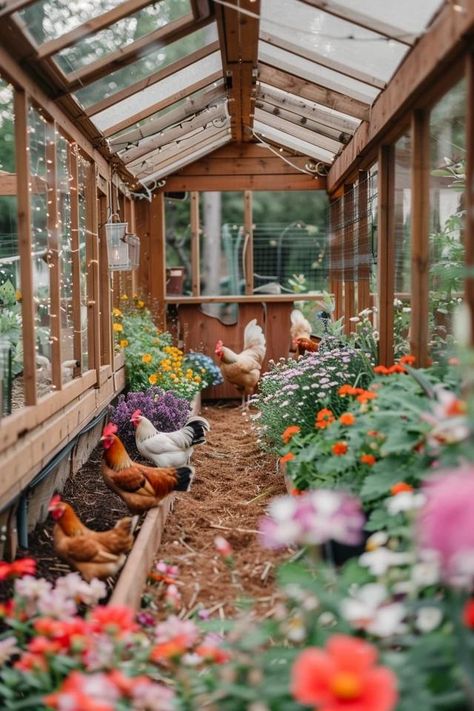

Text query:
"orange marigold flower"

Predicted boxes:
[[338, 384, 362, 396], [399, 354, 416, 366], [282, 425, 301, 443], [291, 634, 398, 711], [367, 430, 380, 437], [390, 482, 414, 495], [316, 408, 335, 429], [388, 364, 406, 374], [374, 365, 390, 375], [290, 488, 304, 497], [446, 399, 467, 416], [339, 412, 356, 426], [142, 353, 153, 364], [360, 454, 376, 466], [280, 452, 295, 464], [332, 441, 348, 456], [357, 390, 377, 404]]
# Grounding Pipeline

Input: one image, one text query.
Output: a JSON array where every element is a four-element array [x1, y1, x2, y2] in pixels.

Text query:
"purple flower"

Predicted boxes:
[[259, 491, 365, 549], [109, 387, 190, 454], [418, 466, 474, 586]]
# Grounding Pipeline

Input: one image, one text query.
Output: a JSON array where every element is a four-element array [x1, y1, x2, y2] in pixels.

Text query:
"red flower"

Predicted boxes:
[[0, 557, 36, 581], [390, 482, 414, 495], [282, 426, 301, 443], [280, 452, 295, 464], [291, 635, 398, 711], [446, 399, 467, 416], [357, 390, 377, 404], [196, 644, 231, 664], [388, 364, 406, 375], [463, 600, 474, 628], [360, 454, 376, 466], [338, 385, 363, 397], [332, 441, 348, 456], [151, 638, 189, 662], [316, 408, 335, 429], [367, 430, 380, 438], [399, 354, 416, 366], [290, 488, 304, 497], [89, 606, 137, 636], [340, 412, 356, 426], [374, 365, 390, 375]]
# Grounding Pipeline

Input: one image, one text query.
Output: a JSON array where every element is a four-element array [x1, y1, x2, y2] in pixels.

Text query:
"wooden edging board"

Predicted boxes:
[[109, 391, 202, 610]]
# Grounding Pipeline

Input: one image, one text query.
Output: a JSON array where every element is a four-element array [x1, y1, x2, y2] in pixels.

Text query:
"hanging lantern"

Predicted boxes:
[[105, 215, 129, 271], [125, 234, 140, 270]]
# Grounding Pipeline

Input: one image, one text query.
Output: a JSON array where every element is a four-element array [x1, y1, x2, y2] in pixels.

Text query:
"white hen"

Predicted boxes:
[[131, 411, 210, 468]]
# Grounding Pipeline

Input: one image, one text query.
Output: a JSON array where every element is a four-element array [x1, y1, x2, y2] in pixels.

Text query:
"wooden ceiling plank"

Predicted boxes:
[[101, 70, 223, 138], [86, 41, 220, 117], [138, 133, 231, 183], [259, 63, 370, 121], [255, 96, 351, 143], [260, 31, 385, 90], [298, 0, 415, 45], [254, 106, 342, 153], [36, 0, 163, 59]]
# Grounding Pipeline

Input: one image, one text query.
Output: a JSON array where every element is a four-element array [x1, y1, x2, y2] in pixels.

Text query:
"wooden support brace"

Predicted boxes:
[[343, 184, 355, 332], [68, 146, 82, 375], [357, 170, 371, 313], [150, 192, 167, 330]]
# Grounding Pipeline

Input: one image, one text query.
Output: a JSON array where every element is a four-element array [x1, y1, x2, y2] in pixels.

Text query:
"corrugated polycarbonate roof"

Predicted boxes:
[[1, 0, 446, 186]]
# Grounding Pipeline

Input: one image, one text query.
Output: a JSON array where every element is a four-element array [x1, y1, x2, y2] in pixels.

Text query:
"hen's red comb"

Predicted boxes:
[[131, 409, 142, 419], [103, 422, 118, 438], [48, 494, 62, 510]]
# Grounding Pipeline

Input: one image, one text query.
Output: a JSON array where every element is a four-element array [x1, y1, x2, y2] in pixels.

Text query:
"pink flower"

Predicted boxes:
[[165, 584, 182, 609], [155, 616, 198, 648], [418, 466, 474, 585], [259, 491, 364, 549], [214, 536, 233, 558]]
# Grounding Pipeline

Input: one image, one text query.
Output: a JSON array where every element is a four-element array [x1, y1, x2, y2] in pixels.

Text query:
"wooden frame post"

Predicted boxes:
[[85, 162, 101, 378], [13, 89, 37, 405], [244, 190, 254, 295], [190, 191, 200, 296], [465, 52, 474, 346], [46, 120, 63, 391], [378, 144, 395, 365], [343, 184, 355, 332], [410, 110, 430, 366], [329, 198, 343, 320], [357, 170, 371, 313], [150, 192, 167, 329], [68, 145, 82, 375], [98, 189, 113, 366]]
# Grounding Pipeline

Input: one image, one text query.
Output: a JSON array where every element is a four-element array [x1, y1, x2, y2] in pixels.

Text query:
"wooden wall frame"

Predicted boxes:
[[377, 144, 395, 366], [243, 190, 254, 295], [190, 192, 201, 297], [343, 183, 355, 333], [46, 119, 63, 392], [357, 170, 371, 314]]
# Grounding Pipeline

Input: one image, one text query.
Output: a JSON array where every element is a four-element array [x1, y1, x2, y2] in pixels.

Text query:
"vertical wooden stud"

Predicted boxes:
[[13, 89, 37, 405], [343, 184, 355, 333], [150, 191, 167, 329], [330, 198, 343, 320], [68, 145, 82, 375], [357, 170, 371, 313], [190, 191, 200, 296], [98, 190, 112, 366], [244, 190, 254, 295], [465, 52, 474, 345], [378, 144, 396, 366], [85, 162, 101, 377], [410, 110, 430, 366], [46, 121, 62, 391]]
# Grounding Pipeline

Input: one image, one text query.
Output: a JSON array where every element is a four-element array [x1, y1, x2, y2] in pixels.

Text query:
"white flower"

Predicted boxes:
[[415, 606, 443, 633], [341, 584, 407, 637], [284, 612, 306, 642], [14, 575, 52, 600], [37, 589, 77, 619], [411, 551, 440, 588], [359, 547, 413, 575], [0, 637, 19, 664], [366, 531, 389, 551], [349, 316, 360, 323], [387, 491, 426, 515]]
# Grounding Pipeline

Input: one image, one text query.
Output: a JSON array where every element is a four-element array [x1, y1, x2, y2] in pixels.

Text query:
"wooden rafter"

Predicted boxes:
[[258, 64, 370, 121], [298, 0, 415, 46], [259, 31, 385, 90], [255, 96, 350, 144], [215, 0, 260, 142], [254, 106, 342, 154], [36, 0, 163, 60], [86, 41, 220, 118], [0, 0, 36, 18]]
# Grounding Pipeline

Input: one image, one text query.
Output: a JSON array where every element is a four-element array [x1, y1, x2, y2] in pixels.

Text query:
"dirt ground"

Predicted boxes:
[[143, 402, 288, 619]]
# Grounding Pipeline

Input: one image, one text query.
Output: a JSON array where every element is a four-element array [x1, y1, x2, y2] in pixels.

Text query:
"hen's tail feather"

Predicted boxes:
[[114, 517, 134, 535], [244, 318, 265, 350], [174, 466, 195, 492], [185, 416, 210, 445]]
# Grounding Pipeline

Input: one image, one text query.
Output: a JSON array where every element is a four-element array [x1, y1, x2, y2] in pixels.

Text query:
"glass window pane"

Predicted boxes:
[[333, 0, 443, 35], [393, 132, 412, 358], [53, 0, 190, 74], [91, 51, 222, 132], [260, 0, 407, 83], [259, 41, 379, 104], [0, 78, 21, 416], [19, 0, 125, 44], [75, 24, 218, 109], [429, 79, 466, 361], [78, 156, 89, 370]]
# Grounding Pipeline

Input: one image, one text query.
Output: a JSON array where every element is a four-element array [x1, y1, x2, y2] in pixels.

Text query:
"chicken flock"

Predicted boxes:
[[49, 311, 319, 581]]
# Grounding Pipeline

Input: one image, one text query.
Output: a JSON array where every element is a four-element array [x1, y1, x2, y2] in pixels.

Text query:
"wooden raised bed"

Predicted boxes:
[[109, 392, 202, 610]]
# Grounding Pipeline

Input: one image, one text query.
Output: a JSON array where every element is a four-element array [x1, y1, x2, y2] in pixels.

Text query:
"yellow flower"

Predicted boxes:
[[113, 322, 123, 332], [120, 294, 128, 301], [112, 307, 123, 318], [170, 373, 177, 380], [148, 374, 158, 385], [194, 375, 201, 383], [137, 300, 145, 309], [142, 354, 153, 364], [119, 339, 129, 348]]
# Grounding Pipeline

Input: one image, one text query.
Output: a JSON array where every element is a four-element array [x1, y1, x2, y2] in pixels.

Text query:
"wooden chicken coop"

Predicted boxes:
[[0, 0, 473, 556]]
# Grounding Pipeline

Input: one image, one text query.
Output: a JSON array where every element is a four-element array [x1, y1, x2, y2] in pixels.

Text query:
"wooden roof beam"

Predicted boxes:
[[258, 63, 370, 121], [215, 0, 260, 142], [0, 0, 37, 18]]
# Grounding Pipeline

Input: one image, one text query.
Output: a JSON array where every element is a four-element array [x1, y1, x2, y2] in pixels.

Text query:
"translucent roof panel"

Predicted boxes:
[[19, 0, 127, 44], [260, 0, 407, 83], [254, 107, 342, 154], [53, 0, 190, 74], [332, 0, 444, 36], [90, 51, 223, 132], [75, 24, 218, 109], [254, 119, 335, 164], [259, 41, 379, 104]]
